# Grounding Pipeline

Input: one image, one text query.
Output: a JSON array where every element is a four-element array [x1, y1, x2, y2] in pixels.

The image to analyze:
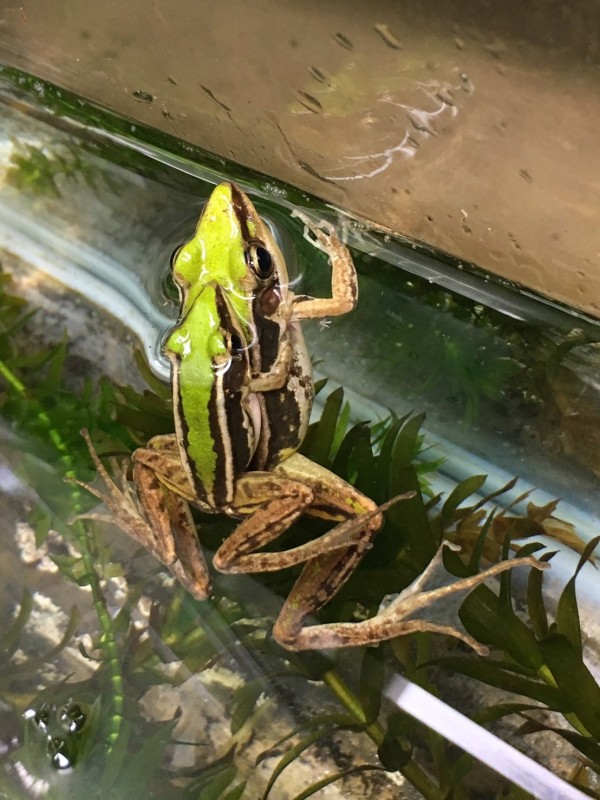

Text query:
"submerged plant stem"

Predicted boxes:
[[0, 357, 124, 752], [322, 668, 441, 799]]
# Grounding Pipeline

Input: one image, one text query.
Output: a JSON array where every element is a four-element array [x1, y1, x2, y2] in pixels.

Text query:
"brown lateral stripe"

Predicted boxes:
[[252, 294, 281, 371], [260, 390, 301, 470], [210, 287, 254, 506], [229, 183, 252, 244]]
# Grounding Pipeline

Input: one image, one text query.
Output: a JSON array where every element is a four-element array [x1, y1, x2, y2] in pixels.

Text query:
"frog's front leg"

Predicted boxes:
[[290, 211, 358, 320], [247, 338, 293, 393], [75, 430, 211, 600]]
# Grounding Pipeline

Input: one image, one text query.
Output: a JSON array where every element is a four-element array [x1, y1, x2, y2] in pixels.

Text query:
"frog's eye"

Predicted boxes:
[[246, 243, 274, 280]]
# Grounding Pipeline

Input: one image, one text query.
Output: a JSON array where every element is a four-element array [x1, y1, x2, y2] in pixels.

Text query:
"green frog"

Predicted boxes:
[[77, 183, 545, 653]]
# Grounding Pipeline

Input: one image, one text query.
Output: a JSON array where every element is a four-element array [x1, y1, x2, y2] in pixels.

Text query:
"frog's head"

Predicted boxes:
[[171, 183, 290, 342]]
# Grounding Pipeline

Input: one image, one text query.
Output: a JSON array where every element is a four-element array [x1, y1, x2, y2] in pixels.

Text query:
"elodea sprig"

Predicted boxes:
[[0, 355, 124, 753], [1, 262, 597, 798]]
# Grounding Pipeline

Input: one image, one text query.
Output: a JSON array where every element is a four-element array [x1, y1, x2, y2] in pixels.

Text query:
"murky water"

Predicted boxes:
[[1, 68, 600, 799]]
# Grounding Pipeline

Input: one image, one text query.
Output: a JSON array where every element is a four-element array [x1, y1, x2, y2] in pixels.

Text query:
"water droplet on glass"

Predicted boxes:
[[132, 89, 154, 104], [519, 168, 533, 183], [406, 109, 437, 135], [295, 91, 323, 114], [333, 32, 353, 50], [264, 182, 287, 200], [436, 88, 455, 107], [374, 23, 402, 50], [459, 74, 474, 94], [309, 66, 331, 85]]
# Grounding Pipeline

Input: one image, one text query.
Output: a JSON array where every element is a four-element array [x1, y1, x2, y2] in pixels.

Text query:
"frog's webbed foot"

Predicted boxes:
[[291, 209, 340, 255], [68, 430, 141, 521], [70, 429, 211, 601], [274, 545, 549, 655]]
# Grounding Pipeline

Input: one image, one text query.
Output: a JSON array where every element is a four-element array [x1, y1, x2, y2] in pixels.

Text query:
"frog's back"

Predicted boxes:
[[251, 319, 313, 471], [167, 283, 258, 508]]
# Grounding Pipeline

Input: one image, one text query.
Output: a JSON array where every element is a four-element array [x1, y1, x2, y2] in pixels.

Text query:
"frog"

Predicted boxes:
[[76, 183, 545, 654]]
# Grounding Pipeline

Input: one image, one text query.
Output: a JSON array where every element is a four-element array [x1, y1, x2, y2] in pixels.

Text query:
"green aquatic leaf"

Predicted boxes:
[[438, 657, 564, 708], [255, 713, 360, 766], [373, 416, 403, 501], [302, 384, 344, 465], [220, 782, 247, 800], [445, 761, 476, 798], [331, 397, 352, 455], [377, 711, 414, 771], [259, 727, 337, 800], [459, 584, 545, 670], [539, 635, 600, 739], [556, 536, 600, 657], [387, 415, 434, 567], [389, 411, 426, 468], [526, 551, 556, 639], [442, 508, 496, 579], [520, 718, 600, 774], [440, 474, 487, 530], [352, 425, 378, 499], [331, 421, 370, 482], [0, 589, 33, 658], [290, 765, 386, 799], [230, 679, 264, 735], [472, 703, 547, 726], [196, 765, 238, 800]]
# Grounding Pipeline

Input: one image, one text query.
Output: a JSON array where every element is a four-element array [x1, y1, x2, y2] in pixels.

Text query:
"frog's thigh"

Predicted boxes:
[[133, 442, 196, 501], [216, 458, 383, 580], [273, 452, 378, 519], [165, 492, 211, 601], [214, 472, 315, 571], [131, 457, 211, 599], [132, 433, 203, 561]]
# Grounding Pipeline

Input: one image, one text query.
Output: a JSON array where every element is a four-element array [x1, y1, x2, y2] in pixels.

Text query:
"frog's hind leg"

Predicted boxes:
[[214, 461, 404, 574], [132, 457, 211, 600], [73, 430, 211, 601], [131, 437, 212, 599], [273, 544, 548, 654]]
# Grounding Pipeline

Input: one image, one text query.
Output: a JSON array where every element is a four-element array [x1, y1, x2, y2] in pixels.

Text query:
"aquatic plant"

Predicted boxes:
[[0, 263, 598, 798]]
